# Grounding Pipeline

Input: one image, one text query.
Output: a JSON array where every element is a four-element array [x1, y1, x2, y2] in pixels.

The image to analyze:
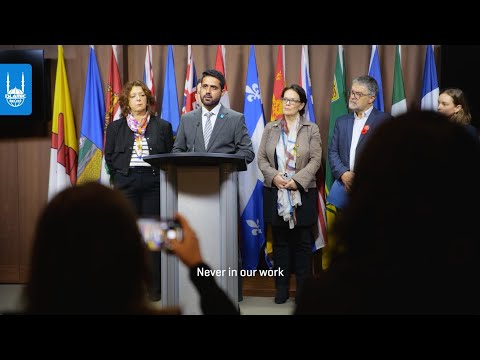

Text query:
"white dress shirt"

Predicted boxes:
[[349, 106, 373, 171], [201, 103, 222, 134]]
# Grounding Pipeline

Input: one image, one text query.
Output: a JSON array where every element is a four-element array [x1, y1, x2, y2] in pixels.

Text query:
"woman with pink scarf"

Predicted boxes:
[[105, 80, 173, 302]]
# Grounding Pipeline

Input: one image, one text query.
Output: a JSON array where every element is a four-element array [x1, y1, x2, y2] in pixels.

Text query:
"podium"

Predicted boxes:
[[143, 153, 247, 314]]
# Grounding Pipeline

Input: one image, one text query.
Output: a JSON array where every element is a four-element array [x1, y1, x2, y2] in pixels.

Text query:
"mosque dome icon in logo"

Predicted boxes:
[[5, 72, 26, 108]]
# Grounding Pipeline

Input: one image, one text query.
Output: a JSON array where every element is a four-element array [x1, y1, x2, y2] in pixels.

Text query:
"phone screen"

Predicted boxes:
[[137, 218, 183, 251]]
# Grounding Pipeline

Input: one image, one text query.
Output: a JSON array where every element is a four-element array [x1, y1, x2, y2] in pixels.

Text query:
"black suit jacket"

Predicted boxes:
[[105, 116, 173, 176]]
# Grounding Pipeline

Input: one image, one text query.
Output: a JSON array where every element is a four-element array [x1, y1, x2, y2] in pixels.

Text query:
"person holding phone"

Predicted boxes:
[[22, 182, 239, 315], [137, 219, 183, 251], [105, 80, 174, 301], [257, 84, 322, 304]]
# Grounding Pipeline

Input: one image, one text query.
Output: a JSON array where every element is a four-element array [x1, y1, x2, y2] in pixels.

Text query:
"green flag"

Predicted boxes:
[[325, 45, 348, 192], [391, 45, 407, 116], [323, 45, 348, 270]]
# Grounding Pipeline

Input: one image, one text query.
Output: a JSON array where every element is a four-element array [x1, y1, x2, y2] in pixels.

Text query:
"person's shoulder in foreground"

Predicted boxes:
[[295, 110, 480, 315]]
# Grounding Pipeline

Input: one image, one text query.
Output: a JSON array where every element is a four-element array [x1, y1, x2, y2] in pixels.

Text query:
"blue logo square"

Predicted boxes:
[[0, 64, 32, 115]]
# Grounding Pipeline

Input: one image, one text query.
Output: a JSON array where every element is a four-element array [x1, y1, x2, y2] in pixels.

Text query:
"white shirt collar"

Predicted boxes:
[[354, 105, 374, 120], [202, 103, 222, 118]]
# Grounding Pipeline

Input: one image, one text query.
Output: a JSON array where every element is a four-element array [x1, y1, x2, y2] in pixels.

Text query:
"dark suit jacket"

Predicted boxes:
[[328, 108, 391, 180], [172, 105, 255, 164], [464, 123, 479, 141], [105, 116, 173, 176]]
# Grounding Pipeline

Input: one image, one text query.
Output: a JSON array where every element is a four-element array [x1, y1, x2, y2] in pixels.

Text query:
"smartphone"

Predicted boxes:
[[137, 218, 183, 251]]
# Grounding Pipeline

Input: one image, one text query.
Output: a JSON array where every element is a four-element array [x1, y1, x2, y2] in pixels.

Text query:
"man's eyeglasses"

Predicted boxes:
[[347, 90, 371, 99], [281, 97, 302, 104]]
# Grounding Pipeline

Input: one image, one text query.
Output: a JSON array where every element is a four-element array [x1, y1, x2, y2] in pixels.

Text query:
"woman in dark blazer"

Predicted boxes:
[[105, 80, 173, 301], [257, 84, 322, 304]]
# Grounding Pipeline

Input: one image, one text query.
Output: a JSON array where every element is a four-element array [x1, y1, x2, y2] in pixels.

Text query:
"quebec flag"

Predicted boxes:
[[420, 45, 439, 111], [239, 45, 266, 270]]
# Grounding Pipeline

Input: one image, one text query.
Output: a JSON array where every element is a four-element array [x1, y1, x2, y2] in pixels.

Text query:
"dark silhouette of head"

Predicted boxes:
[[332, 110, 480, 314], [24, 182, 153, 314]]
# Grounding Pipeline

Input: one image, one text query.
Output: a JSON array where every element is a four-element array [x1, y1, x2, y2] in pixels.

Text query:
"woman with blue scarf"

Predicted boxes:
[[258, 84, 322, 304]]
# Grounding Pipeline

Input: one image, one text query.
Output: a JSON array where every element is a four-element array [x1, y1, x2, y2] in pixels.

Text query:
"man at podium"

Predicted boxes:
[[172, 69, 254, 164]]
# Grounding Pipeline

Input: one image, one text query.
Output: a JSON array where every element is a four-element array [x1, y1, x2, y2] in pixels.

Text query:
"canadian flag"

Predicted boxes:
[[143, 45, 156, 111], [214, 45, 230, 108]]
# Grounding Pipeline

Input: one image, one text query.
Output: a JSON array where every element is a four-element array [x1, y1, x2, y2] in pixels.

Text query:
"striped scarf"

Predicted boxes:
[[275, 118, 302, 229]]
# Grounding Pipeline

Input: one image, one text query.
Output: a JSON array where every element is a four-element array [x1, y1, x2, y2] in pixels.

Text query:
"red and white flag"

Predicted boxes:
[[214, 45, 230, 108], [48, 45, 78, 200], [101, 45, 122, 185], [181, 45, 198, 114], [143, 45, 156, 111], [300, 45, 326, 250]]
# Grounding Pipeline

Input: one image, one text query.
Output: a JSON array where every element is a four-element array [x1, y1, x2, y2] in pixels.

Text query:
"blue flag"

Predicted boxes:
[[239, 45, 266, 270], [161, 45, 180, 134], [368, 45, 384, 112], [420, 45, 439, 111], [77, 46, 105, 184]]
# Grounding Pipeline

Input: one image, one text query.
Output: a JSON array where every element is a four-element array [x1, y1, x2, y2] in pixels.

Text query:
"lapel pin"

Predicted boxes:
[[220, 114, 225, 119]]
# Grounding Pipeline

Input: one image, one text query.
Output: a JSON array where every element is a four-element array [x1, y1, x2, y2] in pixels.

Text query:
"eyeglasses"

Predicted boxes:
[[347, 90, 371, 99], [281, 97, 302, 104]]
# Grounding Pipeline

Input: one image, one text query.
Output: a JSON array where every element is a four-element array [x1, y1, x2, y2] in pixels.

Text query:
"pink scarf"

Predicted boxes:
[[127, 113, 150, 158]]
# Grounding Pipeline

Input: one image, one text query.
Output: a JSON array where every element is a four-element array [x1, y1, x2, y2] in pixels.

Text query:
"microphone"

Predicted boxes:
[[192, 121, 200, 152]]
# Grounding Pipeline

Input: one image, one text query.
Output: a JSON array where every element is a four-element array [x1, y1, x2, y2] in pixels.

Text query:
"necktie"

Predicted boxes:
[[204, 112, 213, 148]]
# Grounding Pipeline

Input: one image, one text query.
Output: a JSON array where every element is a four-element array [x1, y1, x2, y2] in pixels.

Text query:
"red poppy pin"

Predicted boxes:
[[361, 125, 370, 135]]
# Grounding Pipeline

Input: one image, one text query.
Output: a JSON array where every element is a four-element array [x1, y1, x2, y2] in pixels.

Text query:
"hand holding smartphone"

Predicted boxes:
[[137, 218, 183, 251]]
